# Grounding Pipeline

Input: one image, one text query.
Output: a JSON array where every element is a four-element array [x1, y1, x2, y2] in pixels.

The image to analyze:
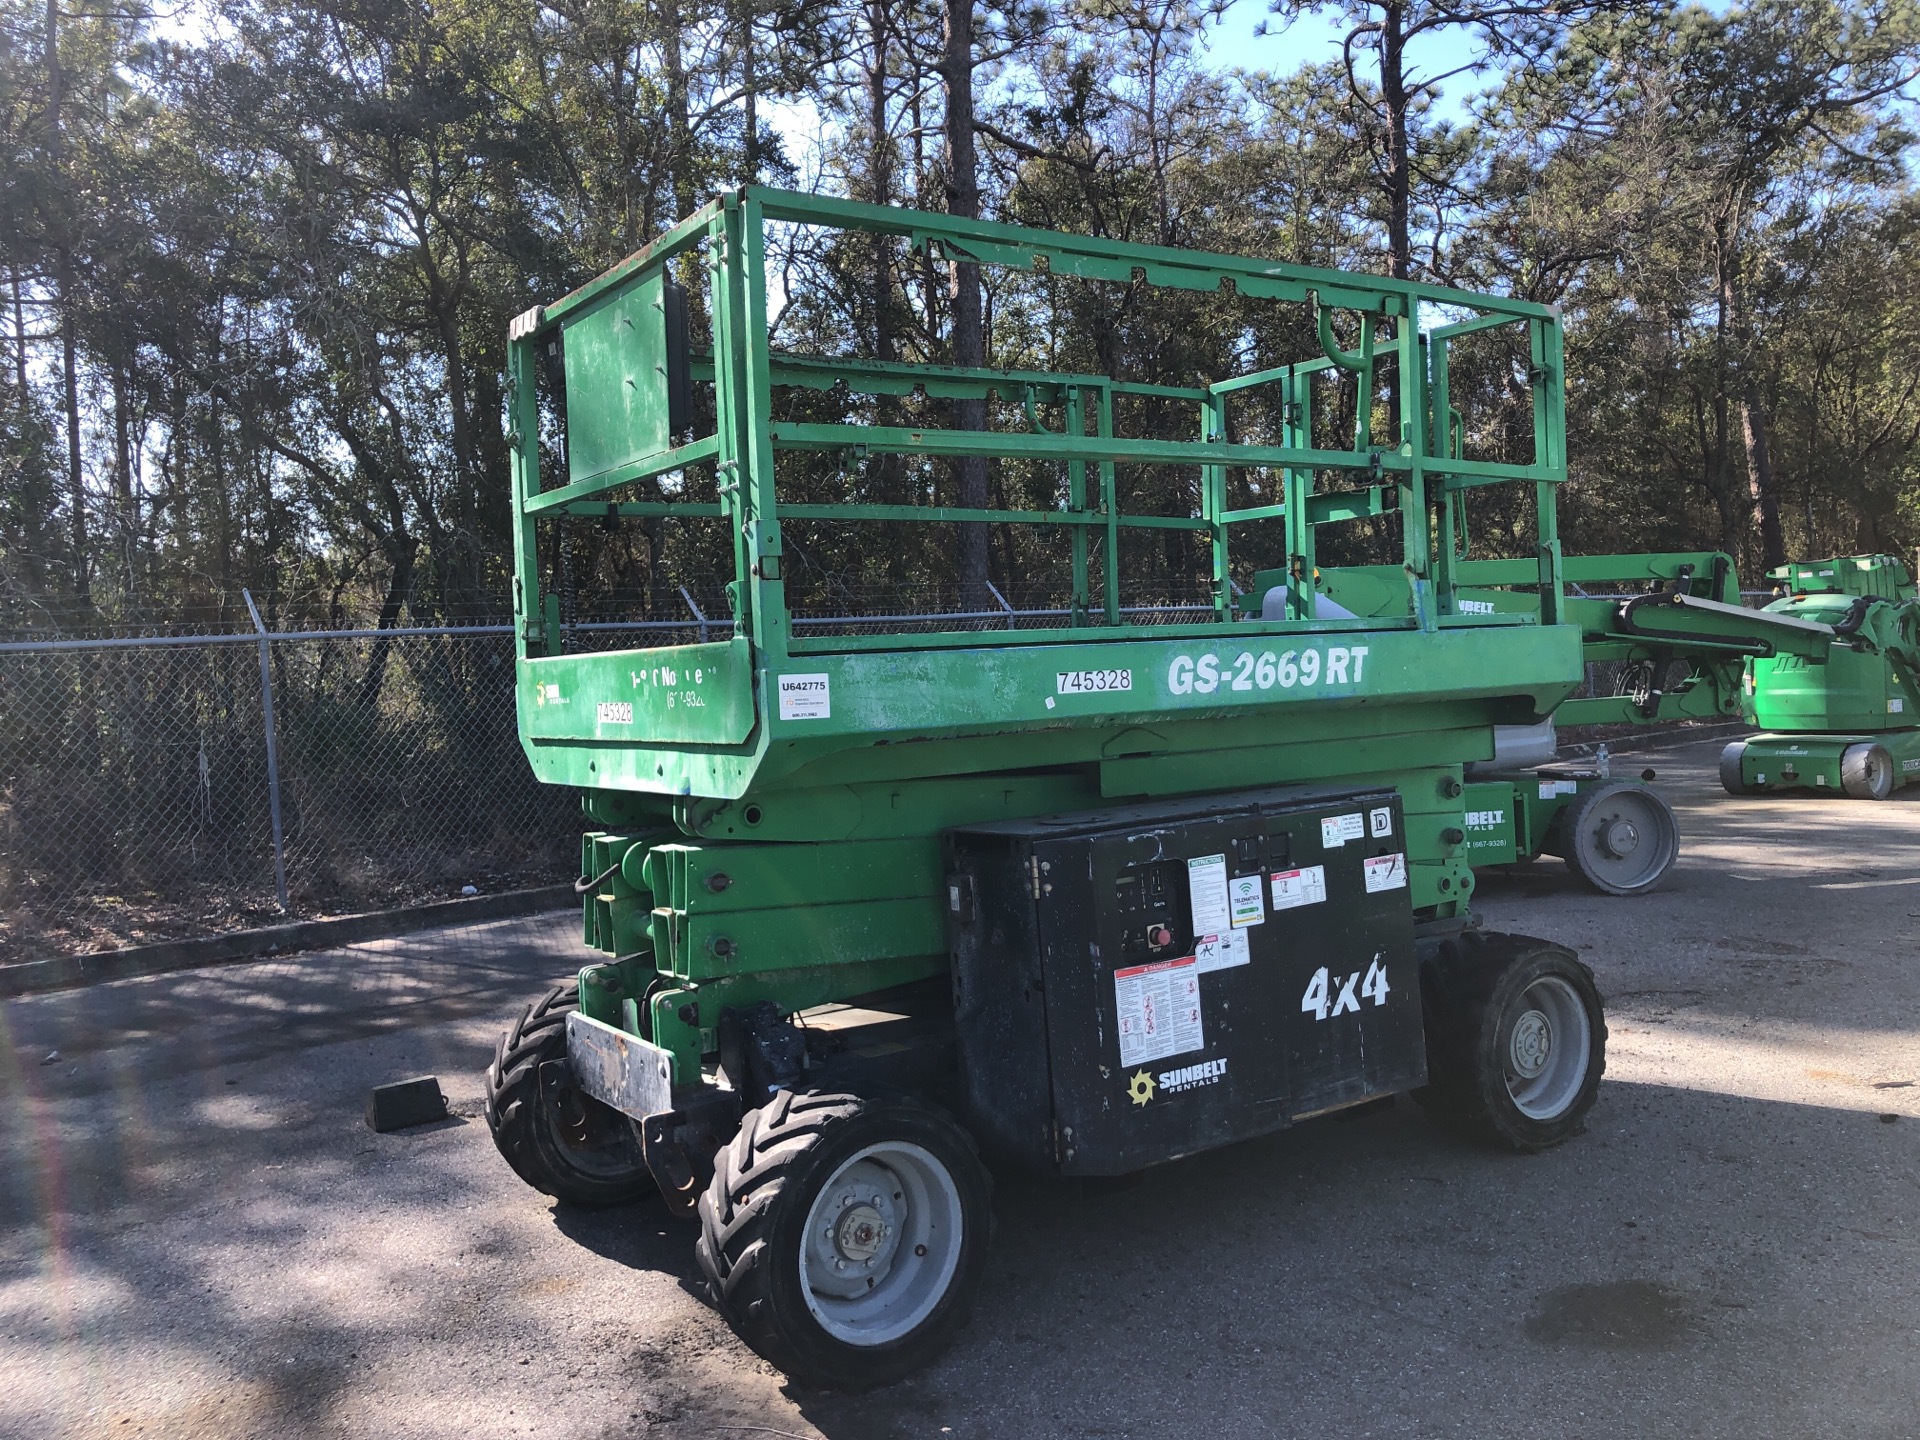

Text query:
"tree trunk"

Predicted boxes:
[[1741, 381, 1785, 570], [865, 0, 907, 545], [358, 535, 419, 711], [10, 269, 49, 592], [944, 0, 991, 608], [663, 0, 695, 221], [9, 269, 26, 400], [112, 360, 135, 594], [867, 0, 896, 369], [47, 0, 87, 600], [740, 0, 758, 180], [1379, 1, 1412, 282], [1716, 212, 1783, 569]]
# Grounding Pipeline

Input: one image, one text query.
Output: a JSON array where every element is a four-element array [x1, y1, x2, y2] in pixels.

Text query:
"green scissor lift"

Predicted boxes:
[[483, 187, 1739, 1386]]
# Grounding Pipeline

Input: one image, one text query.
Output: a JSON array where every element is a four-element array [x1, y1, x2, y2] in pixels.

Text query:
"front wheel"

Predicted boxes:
[[1417, 934, 1607, 1151], [1719, 741, 1757, 796], [1557, 780, 1679, 896], [484, 985, 653, 1207], [695, 1090, 992, 1390], [1841, 742, 1895, 800]]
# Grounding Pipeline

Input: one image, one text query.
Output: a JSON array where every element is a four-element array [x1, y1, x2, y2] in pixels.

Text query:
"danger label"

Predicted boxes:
[[1363, 853, 1407, 892], [1114, 956, 1204, 1067], [1270, 865, 1328, 910]]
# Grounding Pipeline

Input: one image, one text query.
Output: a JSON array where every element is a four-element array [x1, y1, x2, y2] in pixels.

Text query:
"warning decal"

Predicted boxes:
[[1193, 930, 1250, 974], [1363, 853, 1408, 892], [1321, 813, 1366, 848], [1114, 956, 1205, 1067], [1270, 865, 1328, 910]]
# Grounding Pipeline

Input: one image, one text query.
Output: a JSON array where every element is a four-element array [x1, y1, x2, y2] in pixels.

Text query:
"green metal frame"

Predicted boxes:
[[502, 187, 1596, 1086], [508, 186, 1569, 664]]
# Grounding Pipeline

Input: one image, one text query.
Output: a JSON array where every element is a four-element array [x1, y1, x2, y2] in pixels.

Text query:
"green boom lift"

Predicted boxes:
[[483, 187, 1741, 1387], [1267, 548, 1872, 887], [1719, 554, 1920, 798]]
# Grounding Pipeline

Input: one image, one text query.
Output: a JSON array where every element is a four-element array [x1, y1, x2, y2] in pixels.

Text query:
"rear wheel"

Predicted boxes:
[[1558, 780, 1679, 896], [695, 1090, 992, 1390], [1417, 933, 1607, 1151], [1719, 741, 1756, 796], [1841, 742, 1895, 800], [484, 985, 653, 1207]]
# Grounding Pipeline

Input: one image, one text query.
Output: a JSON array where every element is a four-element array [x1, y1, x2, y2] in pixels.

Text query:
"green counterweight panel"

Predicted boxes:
[[561, 267, 677, 484]]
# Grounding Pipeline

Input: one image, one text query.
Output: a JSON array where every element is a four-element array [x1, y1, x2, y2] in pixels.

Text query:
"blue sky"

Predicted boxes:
[[1206, 0, 1500, 120]]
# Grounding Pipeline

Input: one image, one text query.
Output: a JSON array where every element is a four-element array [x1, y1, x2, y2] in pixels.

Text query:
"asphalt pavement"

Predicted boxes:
[[3, 738, 1917, 1439]]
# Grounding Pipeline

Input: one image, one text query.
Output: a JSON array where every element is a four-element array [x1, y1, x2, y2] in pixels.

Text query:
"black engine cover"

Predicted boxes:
[[945, 784, 1424, 1175]]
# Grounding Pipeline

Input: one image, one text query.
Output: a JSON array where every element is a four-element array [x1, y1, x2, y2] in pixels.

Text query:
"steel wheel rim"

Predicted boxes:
[[1504, 976, 1592, 1120], [1575, 789, 1673, 891], [800, 1141, 964, 1346], [1869, 750, 1892, 792], [543, 1073, 641, 1179]]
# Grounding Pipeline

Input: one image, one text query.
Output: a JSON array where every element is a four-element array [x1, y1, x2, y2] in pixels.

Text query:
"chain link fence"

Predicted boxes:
[[0, 614, 586, 963]]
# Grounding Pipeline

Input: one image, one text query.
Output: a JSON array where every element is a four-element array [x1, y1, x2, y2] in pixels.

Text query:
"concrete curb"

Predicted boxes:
[[1, 885, 576, 1000]]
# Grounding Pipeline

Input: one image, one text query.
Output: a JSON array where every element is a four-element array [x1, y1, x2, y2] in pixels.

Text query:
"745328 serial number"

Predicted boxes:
[[1055, 669, 1133, 694]]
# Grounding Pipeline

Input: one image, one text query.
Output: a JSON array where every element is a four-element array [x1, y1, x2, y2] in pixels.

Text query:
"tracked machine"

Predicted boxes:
[[484, 188, 1742, 1386]]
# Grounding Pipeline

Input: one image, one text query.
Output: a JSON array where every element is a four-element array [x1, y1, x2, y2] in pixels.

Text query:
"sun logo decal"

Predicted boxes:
[[1127, 1069, 1156, 1106]]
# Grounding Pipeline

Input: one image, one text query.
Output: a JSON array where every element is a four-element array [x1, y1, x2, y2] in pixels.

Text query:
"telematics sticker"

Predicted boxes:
[[1114, 957, 1204, 1067], [1270, 865, 1327, 909], [1363, 853, 1407, 892], [1056, 668, 1132, 694], [1228, 873, 1265, 926], [1321, 813, 1365, 847], [777, 673, 831, 720]]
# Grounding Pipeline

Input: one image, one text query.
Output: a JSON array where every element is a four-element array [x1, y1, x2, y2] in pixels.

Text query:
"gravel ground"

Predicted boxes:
[[3, 737, 1917, 1439]]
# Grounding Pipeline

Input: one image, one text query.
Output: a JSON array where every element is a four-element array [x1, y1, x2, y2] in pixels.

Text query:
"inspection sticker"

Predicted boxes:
[[1320, 813, 1365, 847], [1228, 873, 1265, 927], [1114, 956, 1205, 1067], [777, 673, 831, 720], [1364, 853, 1408, 892], [1270, 865, 1328, 910], [1188, 854, 1230, 935], [1193, 930, 1250, 974]]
